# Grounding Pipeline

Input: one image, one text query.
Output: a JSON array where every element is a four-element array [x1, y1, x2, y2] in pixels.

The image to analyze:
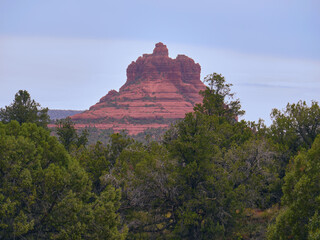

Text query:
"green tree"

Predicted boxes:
[[75, 141, 110, 192], [110, 141, 178, 239], [164, 115, 253, 239], [0, 121, 126, 239], [225, 138, 279, 209], [56, 117, 88, 151], [161, 74, 261, 239], [74, 133, 133, 193], [267, 135, 320, 240], [194, 72, 245, 122], [270, 100, 320, 155], [268, 100, 320, 178], [0, 90, 49, 128]]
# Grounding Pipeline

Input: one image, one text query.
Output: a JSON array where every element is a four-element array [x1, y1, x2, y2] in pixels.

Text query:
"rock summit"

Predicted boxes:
[[72, 42, 206, 134]]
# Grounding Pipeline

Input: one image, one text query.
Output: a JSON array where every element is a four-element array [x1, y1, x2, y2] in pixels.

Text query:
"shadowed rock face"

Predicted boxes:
[[71, 42, 206, 135]]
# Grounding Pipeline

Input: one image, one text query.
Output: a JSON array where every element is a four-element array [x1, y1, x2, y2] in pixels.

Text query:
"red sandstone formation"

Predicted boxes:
[[71, 42, 206, 134]]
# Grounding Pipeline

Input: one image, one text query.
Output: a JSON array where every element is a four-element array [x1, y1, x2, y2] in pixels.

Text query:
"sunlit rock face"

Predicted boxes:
[[71, 42, 206, 135]]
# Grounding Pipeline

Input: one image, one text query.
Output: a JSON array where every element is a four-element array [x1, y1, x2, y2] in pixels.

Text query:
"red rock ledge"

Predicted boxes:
[[71, 42, 206, 135]]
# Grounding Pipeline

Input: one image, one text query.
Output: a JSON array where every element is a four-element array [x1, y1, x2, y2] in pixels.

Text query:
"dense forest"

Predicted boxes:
[[1, 73, 320, 239]]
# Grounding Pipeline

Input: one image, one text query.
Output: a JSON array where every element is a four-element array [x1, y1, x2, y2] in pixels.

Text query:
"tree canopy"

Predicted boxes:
[[0, 90, 50, 128], [267, 135, 320, 239], [270, 100, 320, 152], [56, 117, 88, 151], [194, 72, 244, 122], [0, 121, 126, 239], [1, 75, 319, 239]]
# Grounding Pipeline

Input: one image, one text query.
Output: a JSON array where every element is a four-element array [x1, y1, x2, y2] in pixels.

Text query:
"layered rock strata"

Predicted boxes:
[[71, 42, 206, 134]]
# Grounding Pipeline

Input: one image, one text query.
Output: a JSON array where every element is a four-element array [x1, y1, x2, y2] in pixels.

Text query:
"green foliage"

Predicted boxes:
[[0, 121, 126, 239], [3, 75, 318, 239], [82, 127, 115, 145], [73, 133, 133, 193], [56, 117, 88, 151], [267, 135, 320, 240], [194, 73, 245, 121], [309, 212, 320, 240], [269, 100, 320, 173], [270, 100, 320, 150], [225, 138, 279, 209], [163, 115, 272, 238], [108, 133, 134, 166], [75, 141, 110, 192], [0, 90, 49, 128], [155, 73, 276, 238], [111, 141, 178, 238]]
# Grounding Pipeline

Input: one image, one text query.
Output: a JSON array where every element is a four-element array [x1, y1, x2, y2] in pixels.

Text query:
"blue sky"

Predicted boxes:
[[0, 0, 319, 124]]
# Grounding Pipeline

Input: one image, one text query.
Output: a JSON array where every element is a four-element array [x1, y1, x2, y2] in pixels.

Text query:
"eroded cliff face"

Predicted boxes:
[[71, 42, 206, 134]]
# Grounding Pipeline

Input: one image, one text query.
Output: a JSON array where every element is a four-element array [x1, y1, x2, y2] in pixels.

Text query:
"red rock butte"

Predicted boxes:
[[71, 42, 206, 134]]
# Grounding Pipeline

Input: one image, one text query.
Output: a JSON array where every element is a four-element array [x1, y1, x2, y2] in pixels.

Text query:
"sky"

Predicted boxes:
[[0, 0, 319, 125]]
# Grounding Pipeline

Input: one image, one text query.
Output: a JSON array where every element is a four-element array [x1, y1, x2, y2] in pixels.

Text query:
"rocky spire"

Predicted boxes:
[[152, 42, 169, 56], [71, 43, 205, 135]]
